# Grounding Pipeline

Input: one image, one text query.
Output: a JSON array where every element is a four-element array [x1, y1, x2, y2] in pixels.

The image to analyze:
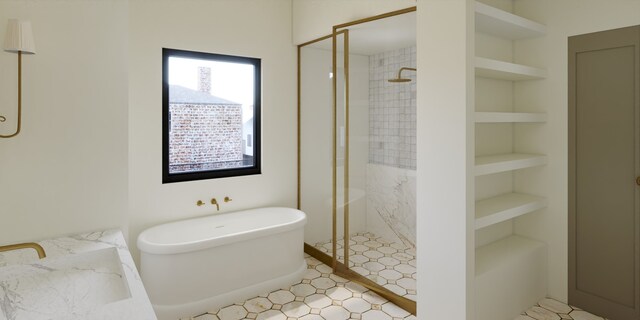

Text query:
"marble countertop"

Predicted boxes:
[[0, 230, 157, 320]]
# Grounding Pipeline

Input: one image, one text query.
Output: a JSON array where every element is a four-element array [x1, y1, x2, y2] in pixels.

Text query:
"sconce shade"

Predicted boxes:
[[3, 19, 35, 54]]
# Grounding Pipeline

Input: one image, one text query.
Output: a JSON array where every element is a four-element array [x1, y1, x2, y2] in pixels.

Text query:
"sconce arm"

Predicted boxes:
[[0, 52, 23, 138]]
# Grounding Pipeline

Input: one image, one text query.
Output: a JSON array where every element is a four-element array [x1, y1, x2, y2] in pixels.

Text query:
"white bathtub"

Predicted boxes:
[[137, 207, 307, 320]]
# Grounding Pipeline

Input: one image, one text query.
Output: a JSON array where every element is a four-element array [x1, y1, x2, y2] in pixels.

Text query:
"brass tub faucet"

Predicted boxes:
[[0, 242, 46, 259], [211, 198, 219, 211]]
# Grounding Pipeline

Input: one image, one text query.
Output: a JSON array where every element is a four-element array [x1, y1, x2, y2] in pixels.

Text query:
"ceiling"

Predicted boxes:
[[306, 11, 416, 56]]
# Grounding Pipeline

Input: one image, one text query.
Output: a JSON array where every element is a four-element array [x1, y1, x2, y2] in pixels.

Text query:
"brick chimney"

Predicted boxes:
[[198, 66, 211, 94]]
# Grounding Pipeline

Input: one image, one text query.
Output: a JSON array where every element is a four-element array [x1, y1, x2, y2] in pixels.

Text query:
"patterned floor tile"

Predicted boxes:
[[313, 233, 417, 301], [187, 254, 415, 320], [519, 298, 609, 320]]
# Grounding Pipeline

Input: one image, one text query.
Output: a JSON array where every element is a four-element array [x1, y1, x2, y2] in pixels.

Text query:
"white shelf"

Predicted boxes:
[[475, 235, 546, 276], [475, 57, 547, 81], [475, 193, 547, 230], [475, 112, 546, 123], [475, 1, 546, 40], [475, 153, 546, 176], [475, 235, 547, 320]]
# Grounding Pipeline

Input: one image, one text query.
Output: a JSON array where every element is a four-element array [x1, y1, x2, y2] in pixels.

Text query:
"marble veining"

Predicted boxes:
[[0, 230, 156, 320], [366, 163, 416, 248]]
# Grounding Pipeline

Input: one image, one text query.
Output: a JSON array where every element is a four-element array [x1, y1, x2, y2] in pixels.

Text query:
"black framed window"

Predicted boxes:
[[162, 48, 261, 183]]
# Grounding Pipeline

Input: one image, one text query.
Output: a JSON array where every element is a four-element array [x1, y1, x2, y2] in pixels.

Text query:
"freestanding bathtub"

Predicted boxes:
[[137, 207, 307, 320]]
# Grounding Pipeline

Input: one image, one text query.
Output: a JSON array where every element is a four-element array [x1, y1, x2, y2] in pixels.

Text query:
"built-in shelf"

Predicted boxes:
[[475, 235, 547, 319], [475, 57, 547, 81], [475, 235, 546, 276], [475, 193, 547, 230], [475, 153, 546, 176], [475, 112, 546, 123], [475, 1, 546, 40]]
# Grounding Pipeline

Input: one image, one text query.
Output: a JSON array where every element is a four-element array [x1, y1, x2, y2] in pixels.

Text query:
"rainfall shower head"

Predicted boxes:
[[388, 78, 412, 83], [388, 67, 417, 83]]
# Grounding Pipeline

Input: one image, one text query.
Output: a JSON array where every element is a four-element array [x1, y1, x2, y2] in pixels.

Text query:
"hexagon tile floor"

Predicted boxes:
[[184, 254, 417, 320], [313, 232, 416, 301], [518, 298, 607, 320]]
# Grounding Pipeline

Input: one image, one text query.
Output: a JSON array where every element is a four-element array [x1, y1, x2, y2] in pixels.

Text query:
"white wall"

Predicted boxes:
[[299, 46, 334, 245], [128, 0, 297, 260], [292, 0, 415, 44], [0, 1, 129, 245], [417, 0, 475, 318], [512, 0, 640, 301]]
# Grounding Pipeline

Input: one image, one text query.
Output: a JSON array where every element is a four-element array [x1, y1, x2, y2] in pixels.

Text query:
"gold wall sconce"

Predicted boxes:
[[1, 19, 36, 138]]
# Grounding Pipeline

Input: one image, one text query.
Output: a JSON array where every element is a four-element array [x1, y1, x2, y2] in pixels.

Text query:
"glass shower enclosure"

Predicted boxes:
[[298, 7, 417, 315]]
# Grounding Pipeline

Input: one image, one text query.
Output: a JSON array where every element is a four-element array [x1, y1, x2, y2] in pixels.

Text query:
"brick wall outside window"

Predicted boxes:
[[169, 103, 243, 173]]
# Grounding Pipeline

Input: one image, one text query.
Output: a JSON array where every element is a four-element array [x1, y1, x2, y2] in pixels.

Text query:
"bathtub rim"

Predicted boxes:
[[137, 207, 307, 255]]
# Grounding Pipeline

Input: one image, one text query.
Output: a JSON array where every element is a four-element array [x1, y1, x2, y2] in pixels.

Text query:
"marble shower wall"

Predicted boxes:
[[366, 46, 417, 248], [366, 164, 416, 248]]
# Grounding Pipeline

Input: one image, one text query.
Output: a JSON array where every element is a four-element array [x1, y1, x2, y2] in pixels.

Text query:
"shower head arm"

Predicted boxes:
[[396, 67, 417, 79]]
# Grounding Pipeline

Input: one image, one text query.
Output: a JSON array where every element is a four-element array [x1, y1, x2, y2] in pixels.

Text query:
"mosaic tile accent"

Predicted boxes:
[[313, 232, 416, 301], [369, 46, 417, 170], [518, 298, 608, 320], [185, 255, 416, 320]]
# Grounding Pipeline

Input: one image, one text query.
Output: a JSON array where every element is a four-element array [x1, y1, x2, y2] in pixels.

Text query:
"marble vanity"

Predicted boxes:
[[0, 230, 157, 320]]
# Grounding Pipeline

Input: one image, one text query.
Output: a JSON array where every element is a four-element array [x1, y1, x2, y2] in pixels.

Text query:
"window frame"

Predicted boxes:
[[162, 48, 262, 183]]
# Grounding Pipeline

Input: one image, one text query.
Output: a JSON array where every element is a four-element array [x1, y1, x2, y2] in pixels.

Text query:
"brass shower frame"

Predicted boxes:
[[297, 6, 417, 315]]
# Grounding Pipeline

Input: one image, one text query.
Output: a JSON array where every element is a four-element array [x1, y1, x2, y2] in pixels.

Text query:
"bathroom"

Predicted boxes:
[[1, 1, 639, 320]]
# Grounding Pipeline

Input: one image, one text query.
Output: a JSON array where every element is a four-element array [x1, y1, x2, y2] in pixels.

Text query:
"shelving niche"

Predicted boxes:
[[473, 2, 548, 320]]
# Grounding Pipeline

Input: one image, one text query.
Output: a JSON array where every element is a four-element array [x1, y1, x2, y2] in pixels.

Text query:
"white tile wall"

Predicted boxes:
[[369, 46, 417, 169]]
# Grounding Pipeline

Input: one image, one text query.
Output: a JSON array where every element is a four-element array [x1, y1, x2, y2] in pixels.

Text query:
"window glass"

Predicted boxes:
[[163, 48, 261, 183]]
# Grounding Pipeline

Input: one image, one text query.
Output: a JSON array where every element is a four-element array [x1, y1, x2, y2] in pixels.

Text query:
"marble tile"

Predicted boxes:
[[362, 291, 387, 305], [267, 290, 295, 305], [366, 164, 416, 249], [379, 256, 401, 267], [310, 277, 336, 290], [362, 309, 393, 320], [526, 306, 561, 320], [281, 301, 310, 318], [194, 314, 219, 320], [570, 310, 605, 320], [539, 298, 573, 314], [217, 305, 247, 320], [364, 250, 385, 259], [255, 310, 286, 320], [382, 302, 410, 318], [188, 253, 415, 320], [519, 298, 611, 320], [319, 305, 351, 320], [290, 283, 316, 298], [243, 297, 273, 313], [326, 287, 353, 301], [363, 261, 386, 272], [383, 284, 407, 296], [302, 268, 321, 280], [304, 294, 332, 309], [343, 297, 372, 313]]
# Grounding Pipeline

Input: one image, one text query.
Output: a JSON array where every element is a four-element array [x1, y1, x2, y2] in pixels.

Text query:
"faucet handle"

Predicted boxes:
[[224, 196, 233, 203], [196, 200, 205, 207], [211, 198, 220, 211]]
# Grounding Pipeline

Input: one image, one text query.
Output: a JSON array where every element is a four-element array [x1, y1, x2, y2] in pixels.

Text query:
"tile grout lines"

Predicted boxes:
[[186, 254, 416, 320]]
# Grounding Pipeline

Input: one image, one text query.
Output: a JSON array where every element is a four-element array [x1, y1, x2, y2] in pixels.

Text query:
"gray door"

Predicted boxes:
[[569, 25, 640, 320]]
